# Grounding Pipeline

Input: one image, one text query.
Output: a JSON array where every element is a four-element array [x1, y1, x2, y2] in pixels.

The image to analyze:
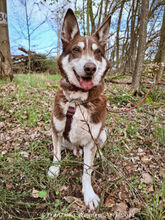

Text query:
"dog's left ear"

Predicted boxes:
[[61, 8, 80, 47], [92, 14, 111, 48]]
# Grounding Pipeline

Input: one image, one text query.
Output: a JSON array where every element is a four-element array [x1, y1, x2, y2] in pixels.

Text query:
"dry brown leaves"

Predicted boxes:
[[0, 76, 165, 219]]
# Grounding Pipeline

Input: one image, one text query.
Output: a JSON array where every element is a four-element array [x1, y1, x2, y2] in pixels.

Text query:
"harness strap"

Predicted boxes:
[[63, 105, 75, 141]]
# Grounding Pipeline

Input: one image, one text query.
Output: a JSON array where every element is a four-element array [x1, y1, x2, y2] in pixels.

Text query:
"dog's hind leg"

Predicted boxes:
[[48, 132, 61, 177], [82, 142, 100, 210]]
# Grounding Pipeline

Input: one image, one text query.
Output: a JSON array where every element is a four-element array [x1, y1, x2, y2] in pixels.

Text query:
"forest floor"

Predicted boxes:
[[0, 73, 165, 220]]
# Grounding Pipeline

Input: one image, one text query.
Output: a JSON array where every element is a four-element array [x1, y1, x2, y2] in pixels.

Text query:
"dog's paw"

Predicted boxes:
[[48, 165, 60, 178], [83, 189, 100, 210]]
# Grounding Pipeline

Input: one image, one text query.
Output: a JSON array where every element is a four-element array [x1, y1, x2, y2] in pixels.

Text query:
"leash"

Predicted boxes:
[[107, 81, 165, 113], [62, 81, 164, 140], [63, 105, 76, 141]]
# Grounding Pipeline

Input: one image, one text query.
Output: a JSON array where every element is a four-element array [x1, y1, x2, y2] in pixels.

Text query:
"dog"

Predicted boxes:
[[48, 8, 111, 210]]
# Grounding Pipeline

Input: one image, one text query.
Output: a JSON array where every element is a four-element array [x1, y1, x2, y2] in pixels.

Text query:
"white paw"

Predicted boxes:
[[83, 189, 100, 210], [48, 165, 60, 178]]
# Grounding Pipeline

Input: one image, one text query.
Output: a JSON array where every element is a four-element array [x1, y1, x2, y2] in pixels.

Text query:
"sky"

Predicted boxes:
[[6, 0, 117, 57], [6, 0, 164, 60], [7, 0, 70, 56]]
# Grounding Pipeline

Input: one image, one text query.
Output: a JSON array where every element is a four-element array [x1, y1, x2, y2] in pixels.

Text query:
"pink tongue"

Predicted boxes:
[[79, 77, 93, 90]]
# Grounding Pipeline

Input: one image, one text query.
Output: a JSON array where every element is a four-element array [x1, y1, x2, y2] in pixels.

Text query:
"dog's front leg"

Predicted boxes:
[[82, 142, 100, 210], [48, 131, 61, 177]]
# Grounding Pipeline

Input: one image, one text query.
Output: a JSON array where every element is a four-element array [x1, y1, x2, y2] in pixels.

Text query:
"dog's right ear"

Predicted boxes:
[[61, 8, 80, 48], [92, 14, 111, 48]]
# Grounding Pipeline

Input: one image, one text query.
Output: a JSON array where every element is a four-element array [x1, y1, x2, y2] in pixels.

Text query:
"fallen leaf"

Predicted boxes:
[[105, 195, 115, 208], [64, 196, 86, 211], [128, 207, 141, 218], [118, 191, 129, 201], [138, 148, 143, 153], [141, 173, 153, 184], [112, 202, 128, 219], [60, 185, 69, 192], [160, 168, 165, 178], [7, 157, 14, 163], [141, 156, 150, 163], [64, 196, 81, 204], [20, 151, 29, 158], [1, 150, 7, 157], [148, 185, 154, 192], [143, 140, 152, 146], [32, 188, 39, 198], [6, 183, 12, 190], [0, 122, 5, 129]]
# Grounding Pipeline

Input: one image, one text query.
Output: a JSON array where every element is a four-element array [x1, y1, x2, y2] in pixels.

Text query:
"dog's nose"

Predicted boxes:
[[84, 62, 96, 75]]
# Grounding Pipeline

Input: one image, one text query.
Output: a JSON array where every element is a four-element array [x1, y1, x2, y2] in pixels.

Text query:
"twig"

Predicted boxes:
[[105, 79, 132, 85], [77, 104, 103, 164], [51, 157, 105, 177], [77, 103, 144, 204], [101, 155, 145, 204]]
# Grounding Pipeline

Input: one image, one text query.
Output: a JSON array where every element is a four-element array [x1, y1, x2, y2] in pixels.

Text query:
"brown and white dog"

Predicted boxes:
[[48, 8, 111, 210]]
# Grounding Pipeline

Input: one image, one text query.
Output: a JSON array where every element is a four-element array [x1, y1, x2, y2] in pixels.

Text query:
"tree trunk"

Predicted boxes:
[[154, 6, 165, 64], [124, 0, 139, 74], [88, 0, 95, 34], [86, 0, 90, 35], [97, 0, 103, 29], [24, 0, 31, 73], [116, 0, 124, 69], [0, 0, 12, 80], [104, 0, 110, 18], [132, 0, 149, 94], [82, 0, 86, 36], [155, 7, 165, 82]]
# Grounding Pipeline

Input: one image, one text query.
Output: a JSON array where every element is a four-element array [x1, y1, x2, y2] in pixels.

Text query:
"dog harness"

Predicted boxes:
[[63, 105, 76, 141]]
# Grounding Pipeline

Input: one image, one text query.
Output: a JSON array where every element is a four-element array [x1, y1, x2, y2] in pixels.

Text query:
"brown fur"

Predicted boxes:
[[53, 79, 106, 125], [58, 35, 110, 82], [48, 8, 111, 210]]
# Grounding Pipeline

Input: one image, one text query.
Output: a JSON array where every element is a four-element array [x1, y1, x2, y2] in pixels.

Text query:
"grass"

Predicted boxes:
[[0, 73, 165, 219], [14, 73, 61, 88], [143, 179, 165, 220]]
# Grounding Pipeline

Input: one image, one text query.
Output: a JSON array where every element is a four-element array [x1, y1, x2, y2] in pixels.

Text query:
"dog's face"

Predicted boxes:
[[58, 9, 111, 91]]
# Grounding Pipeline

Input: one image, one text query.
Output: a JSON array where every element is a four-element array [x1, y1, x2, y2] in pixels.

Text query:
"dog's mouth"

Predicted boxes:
[[73, 69, 94, 91]]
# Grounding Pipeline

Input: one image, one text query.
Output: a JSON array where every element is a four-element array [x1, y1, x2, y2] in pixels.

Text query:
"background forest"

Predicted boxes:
[[0, 0, 165, 91], [0, 0, 165, 219]]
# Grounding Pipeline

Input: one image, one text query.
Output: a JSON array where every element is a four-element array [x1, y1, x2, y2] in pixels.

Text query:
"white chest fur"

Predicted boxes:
[[53, 103, 102, 146], [69, 105, 102, 146]]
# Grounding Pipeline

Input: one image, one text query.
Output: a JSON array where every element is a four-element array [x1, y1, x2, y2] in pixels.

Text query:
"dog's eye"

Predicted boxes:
[[95, 48, 101, 54], [72, 47, 80, 52]]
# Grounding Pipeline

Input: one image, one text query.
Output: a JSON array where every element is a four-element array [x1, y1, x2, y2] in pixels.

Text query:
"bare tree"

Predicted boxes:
[[10, 0, 48, 73], [154, 6, 165, 82], [132, 0, 149, 94], [24, 0, 31, 73], [0, 0, 12, 80], [154, 6, 165, 63], [41, 0, 70, 56], [123, 0, 139, 74], [116, 0, 125, 69]]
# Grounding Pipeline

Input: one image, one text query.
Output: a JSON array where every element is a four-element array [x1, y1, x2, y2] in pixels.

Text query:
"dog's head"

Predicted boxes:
[[58, 8, 111, 91]]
